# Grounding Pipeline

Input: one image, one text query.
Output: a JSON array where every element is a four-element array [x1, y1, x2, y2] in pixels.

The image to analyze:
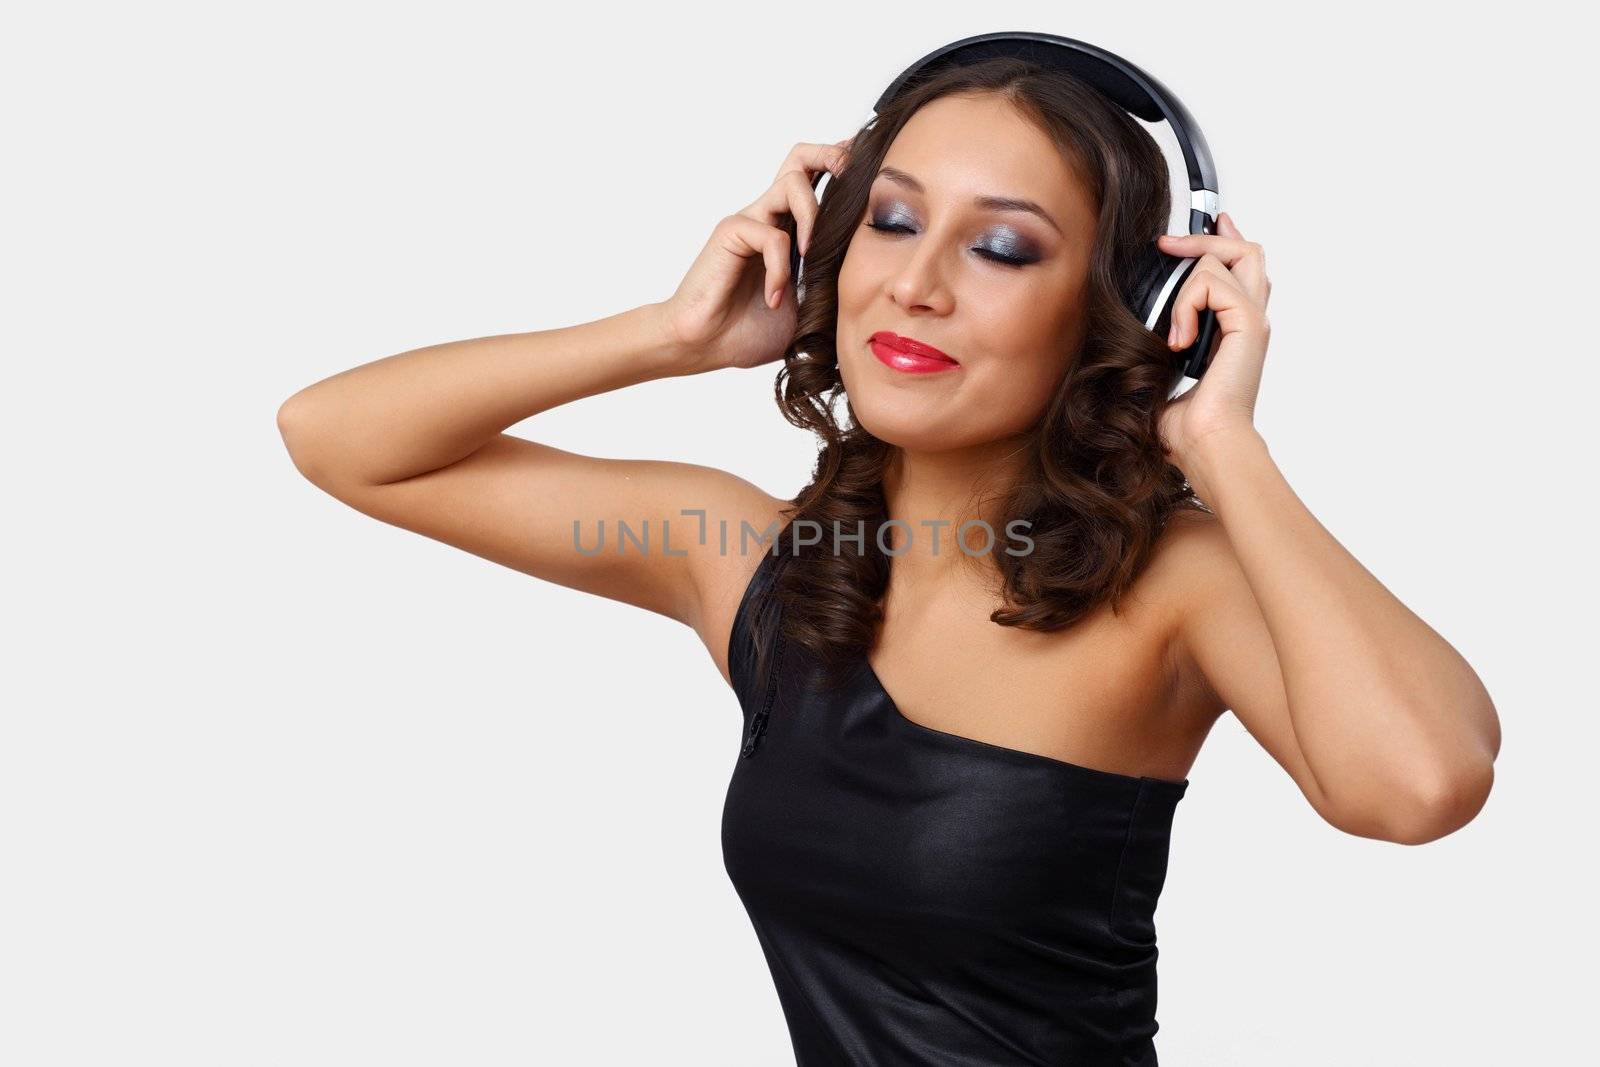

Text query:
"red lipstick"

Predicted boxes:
[[869, 331, 960, 374]]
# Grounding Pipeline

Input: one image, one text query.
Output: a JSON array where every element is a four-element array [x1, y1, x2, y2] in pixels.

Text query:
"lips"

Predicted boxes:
[[868, 331, 960, 374]]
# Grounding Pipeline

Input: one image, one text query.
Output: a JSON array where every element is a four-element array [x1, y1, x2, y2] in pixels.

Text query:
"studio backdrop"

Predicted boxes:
[[2, 2, 1593, 1065]]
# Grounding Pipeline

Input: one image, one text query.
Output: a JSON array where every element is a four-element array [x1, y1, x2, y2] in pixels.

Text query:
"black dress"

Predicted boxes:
[[722, 537, 1190, 1066]]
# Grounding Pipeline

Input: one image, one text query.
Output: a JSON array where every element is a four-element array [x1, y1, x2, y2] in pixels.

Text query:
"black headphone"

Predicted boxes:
[[792, 31, 1221, 393]]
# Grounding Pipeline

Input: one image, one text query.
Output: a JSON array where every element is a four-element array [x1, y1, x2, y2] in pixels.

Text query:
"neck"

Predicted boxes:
[[879, 435, 1031, 580]]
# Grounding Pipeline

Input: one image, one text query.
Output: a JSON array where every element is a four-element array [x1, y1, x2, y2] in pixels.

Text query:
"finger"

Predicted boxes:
[[765, 225, 791, 308], [744, 169, 822, 255], [756, 224, 790, 308], [1215, 216, 1270, 305], [772, 140, 851, 187], [745, 142, 851, 254], [1225, 248, 1270, 307], [1167, 258, 1267, 350], [1157, 229, 1264, 273], [1189, 252, 1248, 288], [1168, 222, 1270, 307], [715, 214, 791, 308], [745, 142, 847, 222], [1210, 218, 1269, 306]]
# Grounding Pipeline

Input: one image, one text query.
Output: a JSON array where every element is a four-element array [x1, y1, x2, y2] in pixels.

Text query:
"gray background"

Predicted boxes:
[[4, 1, 1592, 1063]]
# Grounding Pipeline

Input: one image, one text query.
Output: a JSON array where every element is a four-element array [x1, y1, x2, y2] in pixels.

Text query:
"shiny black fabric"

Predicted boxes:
[[722, 543, 1190, 1066]]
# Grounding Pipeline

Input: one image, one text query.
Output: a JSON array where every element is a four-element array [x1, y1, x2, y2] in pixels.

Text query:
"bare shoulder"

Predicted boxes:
[[1136, 506, 1234, 614], [1150, 505, 1234, 580]]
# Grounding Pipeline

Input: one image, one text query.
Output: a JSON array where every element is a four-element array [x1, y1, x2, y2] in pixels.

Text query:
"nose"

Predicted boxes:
[[885, 240, 954, 315]]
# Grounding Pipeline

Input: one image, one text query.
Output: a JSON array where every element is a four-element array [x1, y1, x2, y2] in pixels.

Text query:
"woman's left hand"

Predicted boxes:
[[1155, 212, 1273, 478]]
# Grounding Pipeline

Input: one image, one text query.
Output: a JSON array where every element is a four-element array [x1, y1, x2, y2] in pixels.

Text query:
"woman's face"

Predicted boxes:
[[836, 93, 1098, 452]]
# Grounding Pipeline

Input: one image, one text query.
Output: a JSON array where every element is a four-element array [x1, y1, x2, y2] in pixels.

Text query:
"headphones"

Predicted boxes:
[[792, 31, 1221, 395]]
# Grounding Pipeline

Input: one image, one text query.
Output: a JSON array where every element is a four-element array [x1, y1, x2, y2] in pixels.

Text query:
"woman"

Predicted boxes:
[[277, 55, 1500, 1066]]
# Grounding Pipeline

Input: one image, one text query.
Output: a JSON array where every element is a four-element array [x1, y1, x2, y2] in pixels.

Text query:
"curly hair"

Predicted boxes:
[[750, 55, 1210, 694]]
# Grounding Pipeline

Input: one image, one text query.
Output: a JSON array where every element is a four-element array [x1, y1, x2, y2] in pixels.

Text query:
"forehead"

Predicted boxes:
[[878, 93, 1094, 223]]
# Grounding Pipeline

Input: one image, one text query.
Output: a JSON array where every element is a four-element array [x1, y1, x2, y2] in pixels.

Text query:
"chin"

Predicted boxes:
[[845, 395, 964, 452], [837, 350, 969, 449]]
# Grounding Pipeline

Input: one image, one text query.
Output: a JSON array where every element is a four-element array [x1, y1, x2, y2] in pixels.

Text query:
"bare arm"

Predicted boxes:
[[279, 302, 686, 489], [276, 139, 851, 684], [276, 303, 784, 658], [1177, 429, 1500, 845], [1154, 214, 1498, 846]]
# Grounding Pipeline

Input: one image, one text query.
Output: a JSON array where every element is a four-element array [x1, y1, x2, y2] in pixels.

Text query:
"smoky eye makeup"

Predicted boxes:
[[864, 199, 1046, 267], [976, 227, 1041, 265]]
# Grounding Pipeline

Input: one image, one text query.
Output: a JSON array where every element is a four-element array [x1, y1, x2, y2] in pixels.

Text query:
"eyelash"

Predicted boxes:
[[864, 221, 1034, 268]]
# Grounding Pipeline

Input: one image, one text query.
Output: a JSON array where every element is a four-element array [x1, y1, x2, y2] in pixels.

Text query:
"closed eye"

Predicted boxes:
[[864, 221, 1034, 268]]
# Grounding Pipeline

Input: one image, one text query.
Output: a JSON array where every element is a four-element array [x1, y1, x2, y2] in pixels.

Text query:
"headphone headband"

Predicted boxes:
[[873, 32, 1219, 234], [792, 32, 1224, 387]]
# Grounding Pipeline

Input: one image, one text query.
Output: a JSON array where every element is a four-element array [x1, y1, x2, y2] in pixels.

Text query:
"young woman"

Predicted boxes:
[[278, 55, 1499, 1066]]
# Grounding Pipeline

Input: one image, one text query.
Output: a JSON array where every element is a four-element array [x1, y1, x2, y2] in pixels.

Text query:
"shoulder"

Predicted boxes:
[[1139, 505, 1236, 611], [1152, 505, 1234, 575]]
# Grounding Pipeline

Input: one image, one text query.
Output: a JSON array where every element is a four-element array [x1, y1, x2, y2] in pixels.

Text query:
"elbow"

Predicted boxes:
[[1321, 695, 1501, 846], [276, 390, 336, 486], [1372, 759, 1496, 846]]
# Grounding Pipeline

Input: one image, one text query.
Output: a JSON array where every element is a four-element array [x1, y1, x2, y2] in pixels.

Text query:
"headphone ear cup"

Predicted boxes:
[[1126, 246, 1177, 329], [1125, 246, 1220, 385], [1123, 245, 1184, 331]]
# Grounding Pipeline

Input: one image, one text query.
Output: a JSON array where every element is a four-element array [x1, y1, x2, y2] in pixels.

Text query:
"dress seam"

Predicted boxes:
[[1107, 778, 1149, 939]]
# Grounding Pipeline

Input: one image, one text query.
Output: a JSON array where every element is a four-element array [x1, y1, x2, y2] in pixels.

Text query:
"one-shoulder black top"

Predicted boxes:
[[721, 537, 1191, 1066]]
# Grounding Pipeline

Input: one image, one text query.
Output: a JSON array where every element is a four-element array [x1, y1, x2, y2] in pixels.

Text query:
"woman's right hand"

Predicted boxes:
[[660, 138, 852, 372]]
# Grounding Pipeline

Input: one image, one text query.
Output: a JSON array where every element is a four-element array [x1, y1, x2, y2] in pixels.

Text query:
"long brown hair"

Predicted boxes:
[[750, 55, 1208, 693]]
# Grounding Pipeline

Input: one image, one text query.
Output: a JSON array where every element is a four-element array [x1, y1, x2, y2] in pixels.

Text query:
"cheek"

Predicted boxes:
[[835, 240, 878, 310], [967, 357, 1061, 434], [967, 285, 1080, 424], [973, 282, 1078, 364], [834, 242, 890, 364]]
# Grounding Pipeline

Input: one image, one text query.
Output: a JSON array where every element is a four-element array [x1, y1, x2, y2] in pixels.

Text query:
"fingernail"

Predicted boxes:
[[1167, 324, 1177, 346]]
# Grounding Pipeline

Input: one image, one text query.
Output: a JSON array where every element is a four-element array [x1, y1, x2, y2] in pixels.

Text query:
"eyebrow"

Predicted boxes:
[[874, 166, 1064, 237]]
